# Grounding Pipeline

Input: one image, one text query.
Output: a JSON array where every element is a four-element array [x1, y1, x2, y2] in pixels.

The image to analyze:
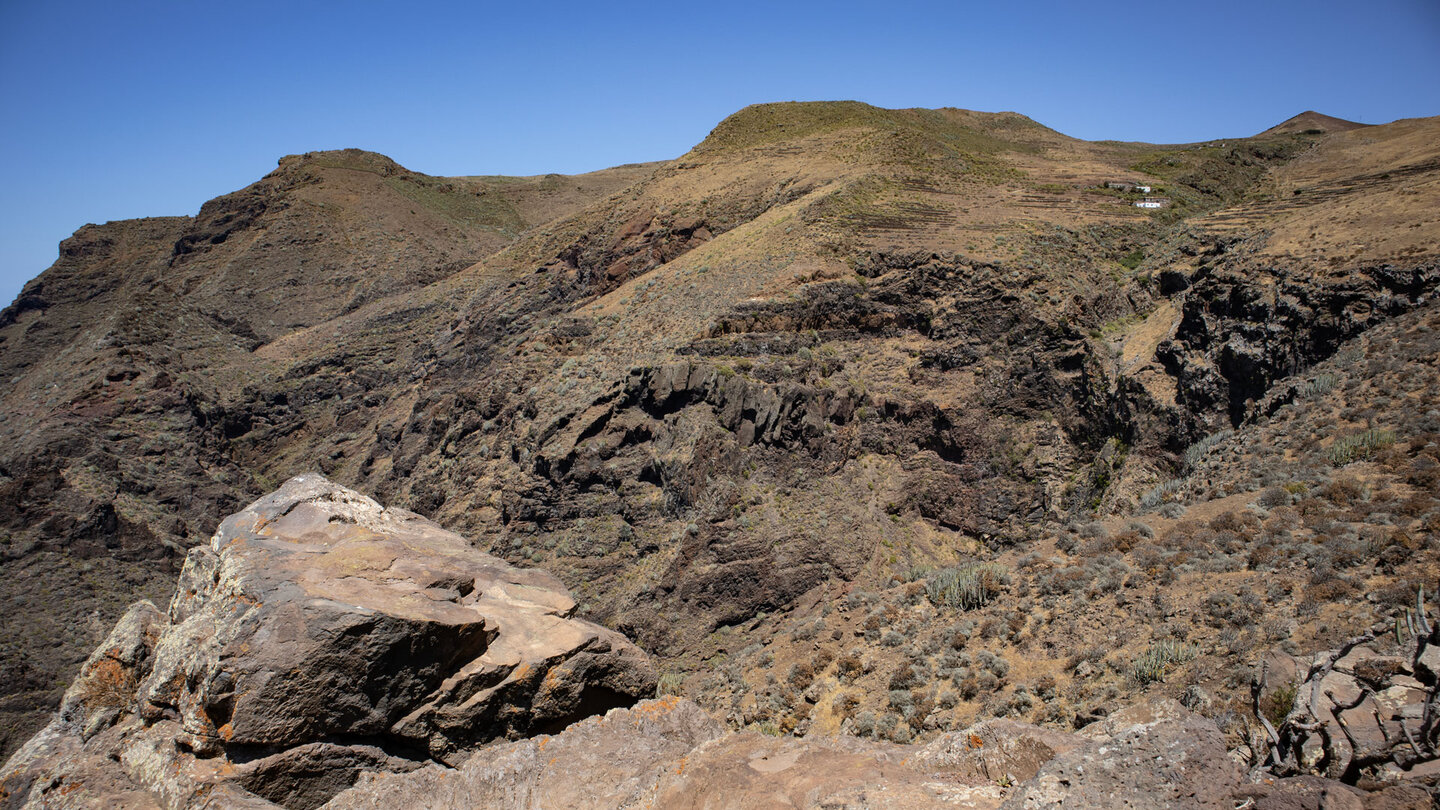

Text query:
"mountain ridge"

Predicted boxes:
[[1, 103, 1438, 793]]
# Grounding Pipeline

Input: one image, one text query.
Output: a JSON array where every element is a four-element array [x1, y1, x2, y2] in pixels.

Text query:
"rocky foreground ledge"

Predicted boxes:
[[1, 476, 1430, 809], [0, 474, 655, 808]]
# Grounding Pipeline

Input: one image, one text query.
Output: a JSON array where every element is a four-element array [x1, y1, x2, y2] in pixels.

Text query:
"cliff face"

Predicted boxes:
[[1, 103, 1439, 778]]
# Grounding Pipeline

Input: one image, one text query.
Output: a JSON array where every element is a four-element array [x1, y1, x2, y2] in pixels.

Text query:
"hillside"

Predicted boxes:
[[1, 101, 1438, 788]]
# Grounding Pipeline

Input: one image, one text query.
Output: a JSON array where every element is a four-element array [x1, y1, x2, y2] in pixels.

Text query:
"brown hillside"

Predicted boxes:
[[1, 102, 1437, 778]]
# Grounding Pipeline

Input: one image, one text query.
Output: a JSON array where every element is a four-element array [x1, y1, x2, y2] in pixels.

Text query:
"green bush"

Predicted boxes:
[[1263, 680, 1299, 728]]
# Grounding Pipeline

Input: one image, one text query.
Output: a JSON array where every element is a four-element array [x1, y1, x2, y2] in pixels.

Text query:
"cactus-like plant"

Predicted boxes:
[[1129, 639, 1198, 685], [1326, 428, 1396, 466], [925, 564, 1009, 610]]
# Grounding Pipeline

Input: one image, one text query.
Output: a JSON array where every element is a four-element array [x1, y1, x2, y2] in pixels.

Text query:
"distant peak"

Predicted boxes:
[[275, 148, 405, 176], [1258, 110, 1369, 137], [693, 101, 1050, 154]]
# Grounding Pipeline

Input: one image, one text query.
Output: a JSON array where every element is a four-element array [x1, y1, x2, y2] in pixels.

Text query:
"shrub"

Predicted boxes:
[[956, 675, 981, 699], [925, 563, 1009, 610], [1262, 680, 1299, 728], [789, 618, 825, 641], [978, 671, 1001, 693], [853, 710, 877, 736], [1140, 478, 1186, 510], [656, 672, 686, 696], [888, 689, 916, 715], [1159, 503, 1187, 518], [787, 661, 816, 690], [1184, 430, 1234, 470], [1130, 640, 1198, 685], [1297, 373, 1339, 399], [1066, 646, 1105, 672], [876, 713, 899, 735], [1204, 588, 1263, 628], [976, 650, 1010, 679], [945, 622, 973, 649], [1259, 486, 1292, 508], [1327, 429, 1396, 466], [889, 663, 924, 690]]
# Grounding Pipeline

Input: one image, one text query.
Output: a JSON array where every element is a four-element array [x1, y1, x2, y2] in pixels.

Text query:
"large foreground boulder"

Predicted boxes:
[[0, 474, 656, 808]]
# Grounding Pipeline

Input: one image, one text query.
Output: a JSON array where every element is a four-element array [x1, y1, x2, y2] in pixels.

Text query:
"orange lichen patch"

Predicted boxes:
[[219, 723, 234, 741], [967, 733, 985, 750], [629, 696, 685, 727], [75, 657, 137, 710]]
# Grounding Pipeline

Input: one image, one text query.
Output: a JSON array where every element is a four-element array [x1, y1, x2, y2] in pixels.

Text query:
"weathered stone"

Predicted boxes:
[[325, 696, 724, 810], [62, 601, 164, 741], [913, 719, 1080, 784], [1231, 775, 1367, 810], [134, 473, 655, 759], [325, 697, 1014, 810], [1001, 700, 1244, 810], [646, 730, 1007, 809], [1, 474, 656, 808], [231, 743, 424, 810], [1361, 784, 1432, 810]]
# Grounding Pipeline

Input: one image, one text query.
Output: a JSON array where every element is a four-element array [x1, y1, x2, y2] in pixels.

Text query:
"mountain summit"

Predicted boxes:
[[1257, 109, 1369, 136]]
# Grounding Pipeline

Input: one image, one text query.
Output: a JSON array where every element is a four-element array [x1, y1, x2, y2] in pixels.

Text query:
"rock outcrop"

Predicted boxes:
[[321, 696, 1399, 810], [3, 475, 1427, 808], [0, 474, 655, 808]]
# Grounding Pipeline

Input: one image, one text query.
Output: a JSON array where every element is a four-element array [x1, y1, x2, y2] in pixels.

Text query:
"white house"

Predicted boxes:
[[1134, 198, 1167, 209], [1135, 185, 1152, 193]]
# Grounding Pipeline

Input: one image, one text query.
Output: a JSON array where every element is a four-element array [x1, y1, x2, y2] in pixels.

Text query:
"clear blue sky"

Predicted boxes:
[[2, 0, 1437, 306]]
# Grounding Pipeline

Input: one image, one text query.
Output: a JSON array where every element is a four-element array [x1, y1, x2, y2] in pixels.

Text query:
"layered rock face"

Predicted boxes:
[[0, 474, 655, 808]]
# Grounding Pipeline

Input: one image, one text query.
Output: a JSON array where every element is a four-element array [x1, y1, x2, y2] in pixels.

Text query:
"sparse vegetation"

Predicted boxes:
[[1130, 640, 1198, 685], [1326, 428, 1396, 466], [924, 564, 1009, 610]]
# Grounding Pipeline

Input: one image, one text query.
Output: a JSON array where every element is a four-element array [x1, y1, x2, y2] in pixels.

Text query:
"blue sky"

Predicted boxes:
[[2, 0, 1437, 306]]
